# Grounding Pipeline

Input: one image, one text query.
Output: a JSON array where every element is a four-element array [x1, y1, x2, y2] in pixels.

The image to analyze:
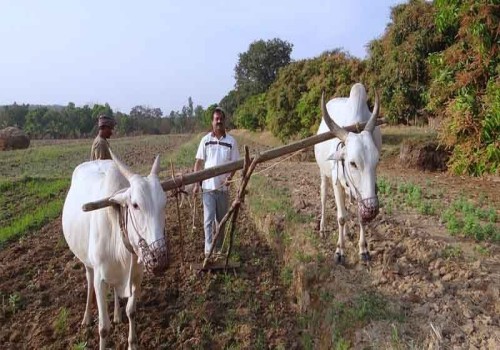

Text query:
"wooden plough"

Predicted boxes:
[[82, 119, 385, 271]]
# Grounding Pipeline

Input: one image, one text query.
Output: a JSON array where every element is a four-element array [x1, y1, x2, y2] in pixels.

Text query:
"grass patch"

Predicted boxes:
[[0, 134, 193, 180], [164, 134, 203, 169], [0, 177, 69, 245], [441, 196, 499, 242], [53, 307, 70, 336], [0, 134, 194, 248], [441, 245, 462, 259], [378, 176, 499, 242], [247, 175, 309, 224], [327, 292, 404, 347]]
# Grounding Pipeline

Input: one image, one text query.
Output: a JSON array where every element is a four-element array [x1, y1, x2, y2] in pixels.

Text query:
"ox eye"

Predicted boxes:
[[132, 203, 139, 210], [350, 162, 358, 169]]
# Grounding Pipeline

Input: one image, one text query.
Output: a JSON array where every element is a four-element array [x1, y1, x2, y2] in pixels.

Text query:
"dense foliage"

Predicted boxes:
[[365, 0, 447, 124], [221, 38, 293, 118], [427, 0, 499, 175], [235, 38, 293, 97], [232, 0, 498, 175], [266, 50, 365, 141]]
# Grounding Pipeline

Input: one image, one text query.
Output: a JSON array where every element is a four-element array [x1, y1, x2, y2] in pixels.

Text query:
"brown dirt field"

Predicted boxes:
[[262, 159, 499, 349], [0, 132, 499, 349]]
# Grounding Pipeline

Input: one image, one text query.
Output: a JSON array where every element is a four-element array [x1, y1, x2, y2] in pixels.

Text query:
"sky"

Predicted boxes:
[[0, 0, 403, 114]]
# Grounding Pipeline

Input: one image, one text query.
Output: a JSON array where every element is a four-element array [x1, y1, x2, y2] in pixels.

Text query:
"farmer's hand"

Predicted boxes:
[[224, 176, 232, 187]]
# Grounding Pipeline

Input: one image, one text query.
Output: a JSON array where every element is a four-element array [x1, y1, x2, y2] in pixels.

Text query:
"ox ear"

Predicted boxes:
[[109, 188, 130, 207], [327, 148, 345, 161]]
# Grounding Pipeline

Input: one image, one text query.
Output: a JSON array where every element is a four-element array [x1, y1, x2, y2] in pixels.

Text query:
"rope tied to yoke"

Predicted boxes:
[[170, 161, 185, 262]]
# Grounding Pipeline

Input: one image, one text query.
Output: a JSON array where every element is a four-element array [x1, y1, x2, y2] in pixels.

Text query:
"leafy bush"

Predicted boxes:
[[428, 0, 499, 175], [233, 93, 267, 131], [266, 50, 365, 141]]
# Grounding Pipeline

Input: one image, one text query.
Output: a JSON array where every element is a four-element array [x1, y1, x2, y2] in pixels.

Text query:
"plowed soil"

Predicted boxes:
[[1, 131, 499, 349]]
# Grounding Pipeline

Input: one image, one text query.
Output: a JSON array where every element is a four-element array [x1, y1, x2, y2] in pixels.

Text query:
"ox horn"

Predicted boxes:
[[364, 90, 380, 133], [321, 91, 348, 142], [150, 155, 161, 176], [110, 149, 135, 180]]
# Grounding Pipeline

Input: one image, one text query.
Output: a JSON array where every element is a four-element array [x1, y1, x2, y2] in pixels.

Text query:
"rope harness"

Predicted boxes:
[[335, 141, 379, 223], [118, 205, 169, 273]]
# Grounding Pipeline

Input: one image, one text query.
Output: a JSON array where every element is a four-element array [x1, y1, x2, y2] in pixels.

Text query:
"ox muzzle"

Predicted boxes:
[[358, 196, 379, 223], [138, 237, 169, 275]]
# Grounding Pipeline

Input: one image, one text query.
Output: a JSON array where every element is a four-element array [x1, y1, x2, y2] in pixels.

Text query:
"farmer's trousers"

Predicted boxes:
[[202, 190, 229, 255]]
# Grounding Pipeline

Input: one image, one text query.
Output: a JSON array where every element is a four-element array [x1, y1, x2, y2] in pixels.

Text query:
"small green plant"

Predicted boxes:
[[377, 177, 392, 195], [441, 197, 499, 241], [255, 329, 267, 350], [301, 332, 314, 350], [72, 341, 88, 350], [53, 307, 69, 335], [335, 337, 350, 350], [328, 292, 403, 345], [418, 201, 436, 215], [441, 245, 462, 259], [8, 293, 21, 314], [391, 323, 403, 349], [280, 267, 293, 287], [474, 245, 490, 256], [295, 251, 313, 263]]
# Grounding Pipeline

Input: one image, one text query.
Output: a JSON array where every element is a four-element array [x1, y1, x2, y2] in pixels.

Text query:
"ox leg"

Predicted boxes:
[[359, 223, 370, 262], [319, 174, 328, 238], [333, 184, 348, 264], [126, 284, 139, 350], [82, 266, 94, 326], [113, 288, 122, 324], [94, 275, 111, 350]]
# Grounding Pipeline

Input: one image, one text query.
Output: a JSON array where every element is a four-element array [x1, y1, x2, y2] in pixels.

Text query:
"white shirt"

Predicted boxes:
[[196, 132, 240, 191]]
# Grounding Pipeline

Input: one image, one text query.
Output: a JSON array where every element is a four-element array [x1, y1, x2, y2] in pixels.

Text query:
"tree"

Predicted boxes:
[[219, 89, 245, 118], [0, 103, 30, 128], [235, 38, 293, 97], [427, 0, 499, 175], [91, 103, 113, 119], [365, 0, 447, 125], [24, 107, 48, 138], [233, 93, 267, 131], [266, 50, 365, 141]]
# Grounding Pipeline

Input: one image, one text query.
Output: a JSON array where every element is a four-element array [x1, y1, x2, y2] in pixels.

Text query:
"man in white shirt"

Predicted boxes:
[[193, 107, 240, 258]]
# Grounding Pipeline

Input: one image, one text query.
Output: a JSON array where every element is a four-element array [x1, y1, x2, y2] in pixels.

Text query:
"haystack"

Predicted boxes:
[[0, 126, 30, 151]]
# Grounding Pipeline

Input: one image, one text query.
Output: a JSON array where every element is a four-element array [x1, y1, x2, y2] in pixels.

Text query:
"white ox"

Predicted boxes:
[[314, 83, 381, 263], [62, 151, 168, 350]]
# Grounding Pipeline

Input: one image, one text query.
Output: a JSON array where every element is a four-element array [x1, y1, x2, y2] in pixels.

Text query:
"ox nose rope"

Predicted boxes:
[[335, 141, 379, 222]]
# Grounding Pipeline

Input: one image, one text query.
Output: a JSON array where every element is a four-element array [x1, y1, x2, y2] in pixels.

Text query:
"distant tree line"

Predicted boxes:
[[0, 97, 212, 139]]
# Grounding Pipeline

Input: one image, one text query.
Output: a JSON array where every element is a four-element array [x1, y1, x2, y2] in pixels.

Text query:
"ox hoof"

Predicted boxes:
[[361, 252, 371, 262], [335, 252, 346, 265]]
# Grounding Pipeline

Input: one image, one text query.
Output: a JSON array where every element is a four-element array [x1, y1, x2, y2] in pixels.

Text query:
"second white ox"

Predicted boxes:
[[314, 83, 381, 263], [62, 151, 168, 350]]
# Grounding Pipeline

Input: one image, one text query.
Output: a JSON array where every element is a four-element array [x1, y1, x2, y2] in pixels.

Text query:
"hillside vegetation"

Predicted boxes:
[[229, 0, 499, 176]]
